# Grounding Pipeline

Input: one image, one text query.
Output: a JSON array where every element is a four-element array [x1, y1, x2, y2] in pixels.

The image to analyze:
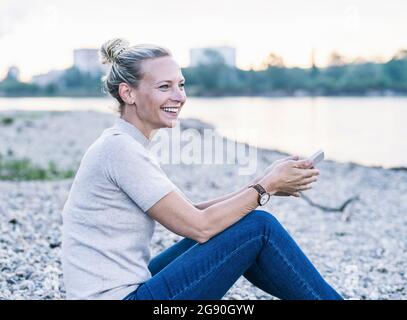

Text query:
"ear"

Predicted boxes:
[[118, 83, 136, 105]]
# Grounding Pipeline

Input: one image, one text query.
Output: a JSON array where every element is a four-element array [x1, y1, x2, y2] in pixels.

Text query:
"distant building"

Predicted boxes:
[[5, 66, 20, 81], [31, 48, 108, 87], [32, 70, 65, 87], [74, 49, 106, 74], [189, 47, 236, 67]]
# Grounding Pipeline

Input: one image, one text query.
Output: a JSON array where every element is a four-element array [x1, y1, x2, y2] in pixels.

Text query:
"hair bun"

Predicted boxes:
[[99, 38, 130, 64]]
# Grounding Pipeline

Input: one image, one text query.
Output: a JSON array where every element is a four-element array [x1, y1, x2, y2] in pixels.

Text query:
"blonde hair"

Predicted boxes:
[[99, 38, 172, 115]]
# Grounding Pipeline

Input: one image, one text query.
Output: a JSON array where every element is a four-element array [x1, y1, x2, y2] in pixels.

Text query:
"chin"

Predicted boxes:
[[161, 118, 179, 128]]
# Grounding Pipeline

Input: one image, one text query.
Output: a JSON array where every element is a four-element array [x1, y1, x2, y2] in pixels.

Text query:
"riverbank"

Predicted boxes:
[[0, 110, 406, 299]]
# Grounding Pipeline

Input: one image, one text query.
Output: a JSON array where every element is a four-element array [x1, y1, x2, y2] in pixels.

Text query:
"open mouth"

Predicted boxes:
[[161, 107, 180, 116]]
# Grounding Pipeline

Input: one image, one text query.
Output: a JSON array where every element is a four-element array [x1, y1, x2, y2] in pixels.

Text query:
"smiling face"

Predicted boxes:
[[130, 56, 186, 135]]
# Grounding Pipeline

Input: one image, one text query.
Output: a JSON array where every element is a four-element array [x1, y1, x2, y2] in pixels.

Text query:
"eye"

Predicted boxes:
[[179, 83, 185, 89], [159, 84, 169, 89]]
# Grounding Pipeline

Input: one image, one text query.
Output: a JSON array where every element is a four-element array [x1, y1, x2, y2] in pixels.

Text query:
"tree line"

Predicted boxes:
[[1, 49, 406, 97]]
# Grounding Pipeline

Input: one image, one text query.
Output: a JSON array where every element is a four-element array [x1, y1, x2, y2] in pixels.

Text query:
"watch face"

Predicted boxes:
[[260, 193, 270, 206]]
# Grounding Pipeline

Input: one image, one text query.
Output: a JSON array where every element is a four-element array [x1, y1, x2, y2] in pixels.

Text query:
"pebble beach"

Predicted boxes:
[[1, 110, 406, 300]]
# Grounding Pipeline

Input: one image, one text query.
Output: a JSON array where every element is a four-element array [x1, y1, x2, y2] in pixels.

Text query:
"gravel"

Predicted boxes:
[[0, 110, 406, 300]]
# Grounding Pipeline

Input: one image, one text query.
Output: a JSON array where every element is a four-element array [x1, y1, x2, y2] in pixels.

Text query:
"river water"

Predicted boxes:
[[1, 96, 406, 168]]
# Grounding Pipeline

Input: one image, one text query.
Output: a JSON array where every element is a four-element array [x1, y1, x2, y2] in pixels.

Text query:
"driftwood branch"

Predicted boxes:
[[299, 192, 360, 213]]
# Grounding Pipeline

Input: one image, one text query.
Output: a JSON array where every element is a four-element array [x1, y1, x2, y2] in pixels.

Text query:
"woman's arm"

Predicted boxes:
[[193, 155, 301, 210], [148, 180, 263, 244], [147, 159, 318, 244], [193, 180, 256, 210]]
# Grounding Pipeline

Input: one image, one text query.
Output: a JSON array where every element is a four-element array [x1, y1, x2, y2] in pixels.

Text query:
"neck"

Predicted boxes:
[[120, 110, 158, 140]]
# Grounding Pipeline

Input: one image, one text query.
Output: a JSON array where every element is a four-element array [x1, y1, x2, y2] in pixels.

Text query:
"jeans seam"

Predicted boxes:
[[265, 237, 322, 300], [247, 258, 286, 298], [171, 235, 264, 300]]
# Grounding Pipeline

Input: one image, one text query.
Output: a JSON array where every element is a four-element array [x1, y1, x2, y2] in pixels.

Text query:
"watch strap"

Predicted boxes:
[[251, 183, 267, 196], [249, 183, 269, 206]]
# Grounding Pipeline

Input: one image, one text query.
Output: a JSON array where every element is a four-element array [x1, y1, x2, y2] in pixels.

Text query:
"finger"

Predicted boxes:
[[278, 190, 290, 196], [276, 191, 293, 197], [287, 155, 299, 161], [277, 155, 298, 165], [303, 169, 320, 178], [298, 176, 318, 185], [286, 191, 300, 197], [287, 191, 301, 197], [293, 159, 313, 169], [279, 192, 291, 197], [297, 184, 313, 191]]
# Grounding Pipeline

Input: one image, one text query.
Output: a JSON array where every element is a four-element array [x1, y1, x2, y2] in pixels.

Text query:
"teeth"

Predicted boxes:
[[162, 107, 179, 113]]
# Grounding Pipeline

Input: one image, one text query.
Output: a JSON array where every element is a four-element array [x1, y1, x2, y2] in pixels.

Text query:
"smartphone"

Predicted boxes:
[[308, 150, 324, 167]]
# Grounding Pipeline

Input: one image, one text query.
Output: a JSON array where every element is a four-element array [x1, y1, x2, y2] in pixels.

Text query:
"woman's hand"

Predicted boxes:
[[259, 158, 320, 197], [264, 155, 300, 173], [264, 155, 304, 197], [251, 155, 301, 197]]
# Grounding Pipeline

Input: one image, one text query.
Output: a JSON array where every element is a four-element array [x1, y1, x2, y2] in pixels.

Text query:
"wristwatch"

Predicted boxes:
[[249, 184, 271, 206]]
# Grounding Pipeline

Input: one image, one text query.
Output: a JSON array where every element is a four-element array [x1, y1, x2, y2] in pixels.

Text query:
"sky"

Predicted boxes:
[[1, 0, 406, 81]]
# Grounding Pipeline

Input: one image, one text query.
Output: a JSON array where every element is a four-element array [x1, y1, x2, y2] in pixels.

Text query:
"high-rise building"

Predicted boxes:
[[189, 47, 236, 67]]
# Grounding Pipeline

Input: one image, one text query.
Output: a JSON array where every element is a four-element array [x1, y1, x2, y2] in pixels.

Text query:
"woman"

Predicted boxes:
[[61, 38, 343, 300]]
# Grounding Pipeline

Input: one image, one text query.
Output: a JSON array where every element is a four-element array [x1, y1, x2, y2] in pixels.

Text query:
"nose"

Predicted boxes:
[[171, 86, 186, 103]]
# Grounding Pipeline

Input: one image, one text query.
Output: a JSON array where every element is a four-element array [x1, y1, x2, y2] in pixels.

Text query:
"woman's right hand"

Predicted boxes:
[[259, 159, 320, 196]]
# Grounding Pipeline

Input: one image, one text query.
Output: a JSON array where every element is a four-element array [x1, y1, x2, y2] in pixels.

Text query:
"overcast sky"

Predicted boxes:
[[1, 0, 406, 81]]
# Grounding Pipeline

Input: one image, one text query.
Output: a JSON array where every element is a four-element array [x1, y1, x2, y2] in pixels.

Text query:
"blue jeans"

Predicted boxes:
[[123, 210, 343, 300]]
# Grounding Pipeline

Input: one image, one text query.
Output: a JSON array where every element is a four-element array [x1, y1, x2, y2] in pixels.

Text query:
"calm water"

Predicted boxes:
[[1, 96, 406, 168]]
